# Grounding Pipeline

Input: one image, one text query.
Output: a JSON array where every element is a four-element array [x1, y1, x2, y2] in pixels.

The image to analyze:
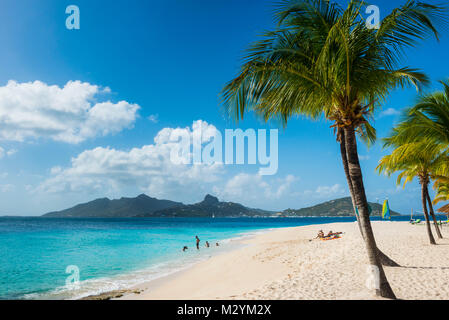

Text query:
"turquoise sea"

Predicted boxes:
[[0, 216, 415, 300]]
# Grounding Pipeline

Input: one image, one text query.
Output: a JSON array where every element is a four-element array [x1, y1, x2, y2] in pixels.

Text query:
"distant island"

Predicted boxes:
[[282, 197, 400, 217], [42, 195, 401, 218], [43, 194, 182, 218]]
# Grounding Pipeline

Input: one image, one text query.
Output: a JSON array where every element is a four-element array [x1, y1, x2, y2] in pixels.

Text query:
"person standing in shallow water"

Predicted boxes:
[[195, 236, 200, 250]]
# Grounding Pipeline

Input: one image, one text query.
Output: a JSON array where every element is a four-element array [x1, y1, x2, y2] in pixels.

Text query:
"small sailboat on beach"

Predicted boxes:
[[381, 199, 391, 220], [410, 208, 422, 224]]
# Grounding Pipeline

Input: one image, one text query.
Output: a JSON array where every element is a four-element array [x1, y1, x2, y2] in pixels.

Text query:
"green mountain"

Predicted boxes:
[[282, 197, 401, 217], [43, 194, 182, 218], [137, 195, 275, 217], [42, 195, 401, 218]]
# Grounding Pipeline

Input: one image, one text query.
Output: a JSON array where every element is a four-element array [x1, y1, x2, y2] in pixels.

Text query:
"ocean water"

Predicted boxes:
[[0, 216, 415, 300]]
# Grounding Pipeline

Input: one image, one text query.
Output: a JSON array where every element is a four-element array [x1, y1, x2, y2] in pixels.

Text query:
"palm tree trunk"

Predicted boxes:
[[339, 131, 363, 236], [421, 182, 436, 245], [339, 131, 399, 267], [425, 185, 443, 239], [343, 127, 396, 299]]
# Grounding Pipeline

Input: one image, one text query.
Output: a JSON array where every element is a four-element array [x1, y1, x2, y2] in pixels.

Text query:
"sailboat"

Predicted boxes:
[[410, 209, 423, 224], [381, 199, 391, 220]]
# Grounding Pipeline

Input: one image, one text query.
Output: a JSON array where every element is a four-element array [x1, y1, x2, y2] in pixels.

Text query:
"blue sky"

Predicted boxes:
[[0, 0, 448, 215]]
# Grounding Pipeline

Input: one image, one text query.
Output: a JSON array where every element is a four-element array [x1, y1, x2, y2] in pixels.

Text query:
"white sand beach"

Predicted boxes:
[[120, 221, 449, 300]]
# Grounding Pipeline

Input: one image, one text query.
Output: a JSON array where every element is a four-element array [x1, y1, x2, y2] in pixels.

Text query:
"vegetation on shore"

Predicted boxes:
[[283, 197, 400, 217], [379, 80, 449, 244]]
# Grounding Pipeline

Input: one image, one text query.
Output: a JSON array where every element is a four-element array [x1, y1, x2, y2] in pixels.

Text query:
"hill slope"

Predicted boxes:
[[282, 197, 401, 217], [43, 194, 182, 218], [138, 195, 274, 217], [42, 195, 401, 218]]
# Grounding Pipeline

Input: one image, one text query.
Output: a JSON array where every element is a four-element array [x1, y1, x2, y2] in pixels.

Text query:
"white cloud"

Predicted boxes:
[[303, 183, 346, 199], [0, 80, 140, 143], [359, 155, 370, 161], [147, 114, 159, 123], [34, 119, 299, 209], [379, 108, 400, 118], [0, 147, 16, 159], [36, 120, 224, 199], [0, 184, 14, 192], [215, 173, 297, 202]]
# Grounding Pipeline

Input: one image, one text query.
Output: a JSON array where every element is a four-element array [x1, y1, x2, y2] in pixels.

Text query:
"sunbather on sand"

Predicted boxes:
[[327, 231, 343, 237]]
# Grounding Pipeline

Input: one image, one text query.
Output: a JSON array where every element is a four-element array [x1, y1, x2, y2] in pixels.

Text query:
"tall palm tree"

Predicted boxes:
[[377, 141, 446, 243], [221, 0, 445, 299], [383, 79, 449, 237]]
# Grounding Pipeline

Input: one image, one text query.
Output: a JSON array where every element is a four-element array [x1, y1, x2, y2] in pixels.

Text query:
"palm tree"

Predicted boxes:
[[383, 79, 449, 237], [377, 141, 446, 243], [221, 0, 445, 299], [339, 128, 400, 266]]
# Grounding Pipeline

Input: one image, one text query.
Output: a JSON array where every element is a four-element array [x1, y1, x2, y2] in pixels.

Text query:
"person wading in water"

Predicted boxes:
[[195, 236, 200, 250]]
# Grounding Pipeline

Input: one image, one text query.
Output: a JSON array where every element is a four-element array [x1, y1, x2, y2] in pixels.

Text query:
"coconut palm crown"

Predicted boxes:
[[222, 0, 445, 141], [383, 79, 449, 148]]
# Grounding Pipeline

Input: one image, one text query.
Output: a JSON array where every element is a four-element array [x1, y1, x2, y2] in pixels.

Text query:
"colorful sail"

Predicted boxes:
[[382, 200, 391, 219]]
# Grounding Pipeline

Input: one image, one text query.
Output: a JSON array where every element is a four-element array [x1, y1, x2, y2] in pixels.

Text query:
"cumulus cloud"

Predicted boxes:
[[0, 80, 140, 143], [215, 173, 297, 202], [0, 184, 14, 192], [36, 120, 224, 198], [147, 114, 159, 123], [304, 184, 346, 198], [0, 147, 16, 159], [379, 108, 400, 118], [359, 155, 370, 161], [34, 119, 299, 208]]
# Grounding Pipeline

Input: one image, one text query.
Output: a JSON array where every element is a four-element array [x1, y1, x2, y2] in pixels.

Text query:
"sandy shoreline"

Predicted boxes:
[[110, 221, 449, 300]]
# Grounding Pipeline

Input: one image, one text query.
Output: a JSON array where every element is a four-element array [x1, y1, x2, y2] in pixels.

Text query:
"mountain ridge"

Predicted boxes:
[[42, 195, 402, 218], [282, 197, 400, 217], [43, 194, 182, 218], [137, 194, 274, 218]]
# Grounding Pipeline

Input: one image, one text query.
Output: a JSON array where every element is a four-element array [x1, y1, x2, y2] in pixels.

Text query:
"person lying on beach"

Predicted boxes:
[[316, 230, 325, 239], [205, 241, 210, 248], [321, 231, 343, 240], [182, 246, 188, 252], [195, 236, 200, 250], [327, 231, 343, 237]]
